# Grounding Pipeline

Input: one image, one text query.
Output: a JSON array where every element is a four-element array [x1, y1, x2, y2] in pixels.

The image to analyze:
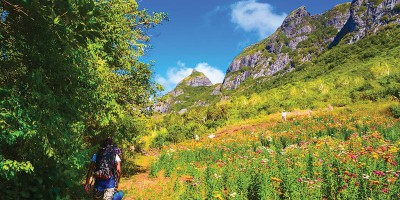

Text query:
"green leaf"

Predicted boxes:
[[54, 17, 60, 25]]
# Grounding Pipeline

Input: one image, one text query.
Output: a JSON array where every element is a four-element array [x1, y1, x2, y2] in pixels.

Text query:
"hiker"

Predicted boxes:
[[282, 110, 287, 121], [85, 137, 122, 200]]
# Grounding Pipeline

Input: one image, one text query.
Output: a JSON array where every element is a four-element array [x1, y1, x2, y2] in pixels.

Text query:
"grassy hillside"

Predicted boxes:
[[125, 103, 400, 199], [150, 24, 400, 158], [228, 24, 400, 112]]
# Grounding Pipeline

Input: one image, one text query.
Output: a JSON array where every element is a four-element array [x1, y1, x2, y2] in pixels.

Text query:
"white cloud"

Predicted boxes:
[[231, 0, 286, 39], [156, 61, 225, 94], [166, 67, 193, 85], [194, 63, 225, 85]]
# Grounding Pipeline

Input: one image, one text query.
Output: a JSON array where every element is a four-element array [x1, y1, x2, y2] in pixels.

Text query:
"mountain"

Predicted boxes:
[[221, 3, 350, 90], [156, 0, 400, 114], [332, 0, 400, 46], [154, 70, 221, 113], [222, 0, 400, 90]]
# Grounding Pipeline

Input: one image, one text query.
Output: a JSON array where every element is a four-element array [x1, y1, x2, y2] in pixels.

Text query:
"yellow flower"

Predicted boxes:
[[369, 180, 380, 185], [214, 193, 223, 200], [389, 147, 398, 154], [271, 177, 282, 182], [371, 152, 379, 159]]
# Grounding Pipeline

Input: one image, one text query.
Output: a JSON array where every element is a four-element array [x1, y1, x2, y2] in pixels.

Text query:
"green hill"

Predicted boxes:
[[152, 0, 400, 146]]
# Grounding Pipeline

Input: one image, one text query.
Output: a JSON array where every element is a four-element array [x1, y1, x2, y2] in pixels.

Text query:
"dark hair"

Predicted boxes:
[[102, 137, 113, 147]]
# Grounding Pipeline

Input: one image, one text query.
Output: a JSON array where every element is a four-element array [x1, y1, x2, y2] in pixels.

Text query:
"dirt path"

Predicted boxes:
[[118, 150, 174, 200]]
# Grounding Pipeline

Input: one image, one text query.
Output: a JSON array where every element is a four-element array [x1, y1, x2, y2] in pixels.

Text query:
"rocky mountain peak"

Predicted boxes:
[[281, 6, 311, 38], [154, 70, 217, 113], [222, 0, 399, 91], [179, 70, 213, 87], [331, 0, 400, 46]]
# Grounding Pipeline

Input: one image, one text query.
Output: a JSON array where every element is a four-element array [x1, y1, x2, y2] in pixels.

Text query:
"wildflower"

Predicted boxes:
[[214, 194, 223, 200], [362, 174, 370, 179], [370, 180, 380, 185], [214, 173, 221, 179], [381, 188, 389, 194], [271, 177, 282, 183], [373, 170, 385, 177], [298, 178, 303, 183], [387, 177, 396, 183], [261, 158, 268, 164], [371, 152, 379, 159], [229, 192, 237, 197], [339, 185, 347, 192]]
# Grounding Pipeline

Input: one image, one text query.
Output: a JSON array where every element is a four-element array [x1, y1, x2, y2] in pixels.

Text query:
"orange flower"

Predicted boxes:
[[271, 177, 282, 183], [369, 180, 380, 185], [387, 177, 397, 183]]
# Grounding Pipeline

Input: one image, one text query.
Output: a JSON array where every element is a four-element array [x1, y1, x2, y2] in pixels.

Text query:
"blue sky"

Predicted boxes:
[[139, 0, 350, 93]]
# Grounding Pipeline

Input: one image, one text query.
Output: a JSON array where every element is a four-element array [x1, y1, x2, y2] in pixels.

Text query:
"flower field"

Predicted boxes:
[[149, 106, 400, 199]]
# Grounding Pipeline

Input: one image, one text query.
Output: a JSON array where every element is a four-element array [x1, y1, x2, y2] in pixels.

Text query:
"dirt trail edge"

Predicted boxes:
[[119, 149, 174, 200]]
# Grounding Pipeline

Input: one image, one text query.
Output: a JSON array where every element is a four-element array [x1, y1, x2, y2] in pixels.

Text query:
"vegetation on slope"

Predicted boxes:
[[151, 24, 400, 149], [149, 104, 400, 199], [0, 0, 166, 198]]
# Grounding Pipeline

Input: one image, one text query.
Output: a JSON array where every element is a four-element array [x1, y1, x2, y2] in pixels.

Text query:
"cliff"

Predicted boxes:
[[154, 70, 220, 113], [222, 3, 351, 90]]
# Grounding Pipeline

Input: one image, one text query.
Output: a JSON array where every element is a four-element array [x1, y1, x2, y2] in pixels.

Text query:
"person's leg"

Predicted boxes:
[[102, 188, 115, 200]]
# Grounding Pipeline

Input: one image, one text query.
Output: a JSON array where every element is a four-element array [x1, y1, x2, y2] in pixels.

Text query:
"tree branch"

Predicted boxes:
[[3, 0, 29, 16]]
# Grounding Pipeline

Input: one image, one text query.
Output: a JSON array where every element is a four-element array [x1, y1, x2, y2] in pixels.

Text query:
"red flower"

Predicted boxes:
[[381, 188, 389, 194], [298, 178, 303, 183], [373, 170, 386, 177]]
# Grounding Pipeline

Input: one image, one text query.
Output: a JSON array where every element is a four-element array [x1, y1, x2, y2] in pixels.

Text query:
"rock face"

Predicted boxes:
[[181, 70, 213, 87], [154, 98, 172, 113], [281, 6, 312, 38], [211, 84, 222, 95], [222, 3, 351, 90], [222, 0, 400, 90], [331, 0, 400, 46], [154, 70, 216, 113]]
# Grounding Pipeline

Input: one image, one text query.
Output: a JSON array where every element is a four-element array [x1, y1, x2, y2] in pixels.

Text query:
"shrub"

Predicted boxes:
[[389, 104, 400, 118]]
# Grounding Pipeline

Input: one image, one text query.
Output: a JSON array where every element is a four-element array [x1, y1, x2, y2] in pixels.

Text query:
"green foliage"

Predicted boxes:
[[394, 4, 400, 13], [390, 104, 400, 118], [0, 0, 166, 198], [150, 113, 400, 199]]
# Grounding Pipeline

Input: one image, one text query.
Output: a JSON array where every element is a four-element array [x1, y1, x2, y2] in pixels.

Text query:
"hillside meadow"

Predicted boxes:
[[120, 102, 400, 199]]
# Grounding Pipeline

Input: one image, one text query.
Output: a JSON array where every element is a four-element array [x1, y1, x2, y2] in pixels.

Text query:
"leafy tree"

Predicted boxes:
[[0, 0, 166, 198]]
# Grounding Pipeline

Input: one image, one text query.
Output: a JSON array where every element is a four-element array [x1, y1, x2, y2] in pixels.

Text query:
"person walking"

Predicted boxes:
[[85, 137, 122, 200], [282, 110, 287, 121]]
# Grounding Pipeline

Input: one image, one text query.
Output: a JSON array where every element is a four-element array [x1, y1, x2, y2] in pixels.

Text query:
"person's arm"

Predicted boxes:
[[85, 162, 95, 193], [115, 161, 121, 190]]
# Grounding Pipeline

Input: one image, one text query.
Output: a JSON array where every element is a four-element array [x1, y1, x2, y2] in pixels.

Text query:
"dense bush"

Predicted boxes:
[[0, 0, 166, 198], [390, 104, 400, 118]]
